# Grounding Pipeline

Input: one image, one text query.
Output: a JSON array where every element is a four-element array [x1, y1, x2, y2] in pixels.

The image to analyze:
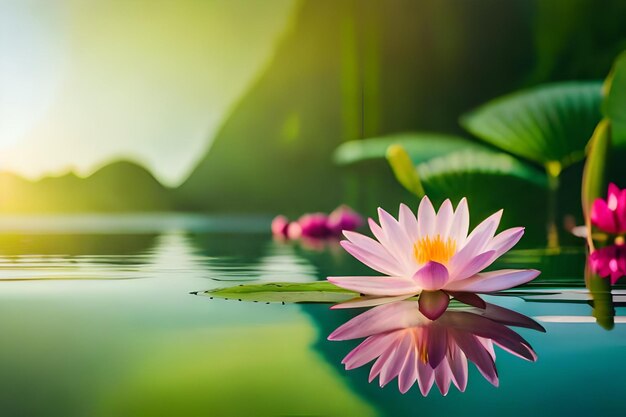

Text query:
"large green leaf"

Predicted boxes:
[[333, 133, 487, 166], [461, 81, 603, 168], [417, 149, 548, 189]]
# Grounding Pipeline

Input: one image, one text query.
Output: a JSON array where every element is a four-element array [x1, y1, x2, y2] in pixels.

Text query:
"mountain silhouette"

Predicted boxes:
[[0, 161, 172, 213]]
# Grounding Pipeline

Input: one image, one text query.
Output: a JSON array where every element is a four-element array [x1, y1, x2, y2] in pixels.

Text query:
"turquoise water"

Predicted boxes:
[[0, 215, 624, 417]]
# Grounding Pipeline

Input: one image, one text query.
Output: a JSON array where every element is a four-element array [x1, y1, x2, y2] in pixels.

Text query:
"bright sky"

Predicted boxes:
[[0, 0, 295, 186]]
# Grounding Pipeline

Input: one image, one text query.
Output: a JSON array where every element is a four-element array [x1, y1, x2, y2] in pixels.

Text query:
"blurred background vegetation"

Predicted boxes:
[[3, 0, 626, 245]]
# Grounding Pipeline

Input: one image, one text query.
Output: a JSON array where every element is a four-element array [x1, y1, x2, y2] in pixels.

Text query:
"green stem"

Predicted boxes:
[[545, 162, 561, 249]]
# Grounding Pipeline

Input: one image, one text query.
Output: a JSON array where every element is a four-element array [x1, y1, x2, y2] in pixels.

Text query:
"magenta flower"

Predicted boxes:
[[591, 183, 626, 234], [327, 205, 364, 235], [328, 301, 541, 395], [327, 197, 540, 319], [589, 244, 626, 285], [297, 213, 332, 238], [271, 215, 290, 238]]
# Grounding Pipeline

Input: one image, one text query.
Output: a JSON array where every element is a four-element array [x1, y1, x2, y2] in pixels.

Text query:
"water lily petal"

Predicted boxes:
[[328, 275, 420, 297], [340, 240, 403, 277], [488, 227, 525, 257], [413, 261, 449, 290], [377, 207, 415, 269], [399, 203, 419, 242], [435, 199, 454, 239], [591, 198, 617, 233], [447, 291, 486, 309], [443, 269, 540, 292], [458, 209, 502, 255], [448, 198, 470, 247], [449, 250, 496, 282], [418, 290, 450, 320], [342, 232, 403, 275], [417, 196, 436, 239]]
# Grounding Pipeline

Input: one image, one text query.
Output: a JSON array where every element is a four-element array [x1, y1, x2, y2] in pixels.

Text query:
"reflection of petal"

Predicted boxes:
[[328, 302, 422, 340], [342, 333, 399, 370], [398, 342, 418, 394], [329, 299, 541, 396], [418, 290, 450, 320]]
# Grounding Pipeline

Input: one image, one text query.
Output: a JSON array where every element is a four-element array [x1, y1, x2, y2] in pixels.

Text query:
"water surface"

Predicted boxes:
[[1, 215, 624, 417]]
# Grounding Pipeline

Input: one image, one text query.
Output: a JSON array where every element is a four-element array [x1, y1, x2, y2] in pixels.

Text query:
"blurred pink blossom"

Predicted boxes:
[[271, 215, 290, 238], [589, 244, 626, 285], [591, 183, 626, 234], [327, 205, 364, 235], [271, 205, 363, 241]]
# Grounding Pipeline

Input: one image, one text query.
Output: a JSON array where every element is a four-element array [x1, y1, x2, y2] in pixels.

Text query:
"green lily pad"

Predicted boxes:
[[461, 81, 603, 168], [333, 132, 487, 166], [200, 281, 358, 303], [417, 149, 549, 189]]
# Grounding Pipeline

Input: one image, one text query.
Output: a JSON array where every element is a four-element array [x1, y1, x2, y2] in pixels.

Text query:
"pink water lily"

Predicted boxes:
[[591, 183, 626, 234], [328, 300, 542, 396], [589, 244, 626, 285], [327, 198, 540, 319]]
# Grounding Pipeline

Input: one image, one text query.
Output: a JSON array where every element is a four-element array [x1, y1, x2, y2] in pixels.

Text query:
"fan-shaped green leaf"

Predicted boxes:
[[417, 150, 548, 189], [461, 81, 603, 168], [333, 133, 487, 166]]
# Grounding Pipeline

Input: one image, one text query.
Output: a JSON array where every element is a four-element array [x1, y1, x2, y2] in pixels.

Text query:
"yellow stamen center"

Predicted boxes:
[[414, 235, 457, 265]]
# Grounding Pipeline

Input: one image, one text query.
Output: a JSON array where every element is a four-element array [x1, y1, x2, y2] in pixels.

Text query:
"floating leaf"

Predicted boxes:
[[461, 81, 603, 168], [386, 145, 425, 197], [333, 133, 487, 166], [200, 281, 357, 303]]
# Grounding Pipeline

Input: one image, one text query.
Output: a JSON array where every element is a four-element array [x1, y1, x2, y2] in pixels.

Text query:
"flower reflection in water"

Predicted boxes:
[[328, 300, 544, 396], [589, 244, 626, 285]]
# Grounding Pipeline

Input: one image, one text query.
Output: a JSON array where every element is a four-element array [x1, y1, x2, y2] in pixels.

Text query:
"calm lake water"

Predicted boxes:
[[0, 214, 625, 417]]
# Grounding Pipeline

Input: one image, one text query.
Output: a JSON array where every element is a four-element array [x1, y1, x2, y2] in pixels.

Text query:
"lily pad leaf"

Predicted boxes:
[[333, 132, 488, 166], [417, 149, 548, 189], [460, 81, 603, 168], [200, 281, 358, 303]]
